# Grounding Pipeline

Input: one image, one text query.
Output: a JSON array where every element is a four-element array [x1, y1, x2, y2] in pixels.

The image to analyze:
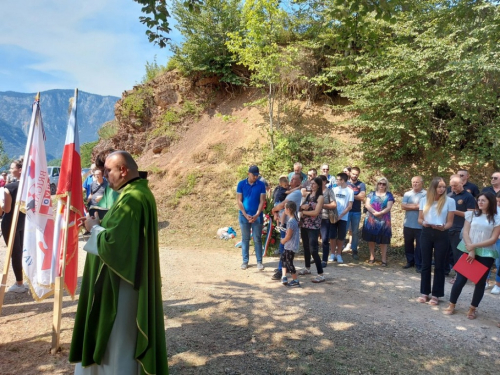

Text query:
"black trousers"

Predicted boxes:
[[420, 227, 450, 297]]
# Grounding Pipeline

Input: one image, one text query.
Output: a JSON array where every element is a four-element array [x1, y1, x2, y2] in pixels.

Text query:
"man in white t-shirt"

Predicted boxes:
[[328, 173, 354, 264]]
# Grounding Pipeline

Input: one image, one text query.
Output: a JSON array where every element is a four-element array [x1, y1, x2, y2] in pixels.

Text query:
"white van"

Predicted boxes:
[[47, 166, 60, 195]]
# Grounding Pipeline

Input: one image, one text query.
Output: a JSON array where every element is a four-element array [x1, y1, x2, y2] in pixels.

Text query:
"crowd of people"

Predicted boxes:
[[236, 163, 500, 327]]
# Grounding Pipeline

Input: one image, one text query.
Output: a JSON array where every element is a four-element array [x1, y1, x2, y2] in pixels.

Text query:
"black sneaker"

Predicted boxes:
[[271, 271, 282, 280]]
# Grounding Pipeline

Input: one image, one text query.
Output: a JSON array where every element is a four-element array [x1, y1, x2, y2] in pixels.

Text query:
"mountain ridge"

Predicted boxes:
[[0, 89, 119, 161]]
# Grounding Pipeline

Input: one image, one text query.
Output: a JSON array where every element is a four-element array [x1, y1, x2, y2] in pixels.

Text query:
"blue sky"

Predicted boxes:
[[0, 1, 179, 97]]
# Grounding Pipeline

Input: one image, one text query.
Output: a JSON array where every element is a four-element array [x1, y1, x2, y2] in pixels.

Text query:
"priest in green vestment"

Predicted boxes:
[[70, 151, 168, 375]]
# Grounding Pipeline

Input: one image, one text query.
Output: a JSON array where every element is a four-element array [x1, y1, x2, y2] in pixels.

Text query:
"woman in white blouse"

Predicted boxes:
[[417, 177, 456, 305], [444, 192, 500, 319]]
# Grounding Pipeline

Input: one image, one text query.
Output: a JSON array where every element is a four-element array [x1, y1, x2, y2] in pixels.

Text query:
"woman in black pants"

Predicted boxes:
[[0, 159, 27, 293], [444, 192, 500, 319], [417, 177, 456, 305], [298, 177, 325, 283]]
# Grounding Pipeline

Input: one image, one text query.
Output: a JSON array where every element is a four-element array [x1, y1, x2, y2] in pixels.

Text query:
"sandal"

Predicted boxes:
[[429, 296, 439, 306], [381, 262, 387, 267], [417, 295, 429, 303], [298, 268, 311, 276], [467, 306, 477, 320], [368, 259, 375, 264], [443, 303, 456, 315]]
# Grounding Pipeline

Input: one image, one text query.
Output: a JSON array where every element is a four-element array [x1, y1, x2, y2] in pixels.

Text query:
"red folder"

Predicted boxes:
[[452, 253, 489, 284]]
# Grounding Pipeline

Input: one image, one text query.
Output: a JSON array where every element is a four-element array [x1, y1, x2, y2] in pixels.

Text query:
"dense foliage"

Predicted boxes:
[[137, 0, 500, 174]]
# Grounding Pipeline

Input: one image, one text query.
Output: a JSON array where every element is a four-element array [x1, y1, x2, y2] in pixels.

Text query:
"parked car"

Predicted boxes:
[[47, 166, 60, 195]]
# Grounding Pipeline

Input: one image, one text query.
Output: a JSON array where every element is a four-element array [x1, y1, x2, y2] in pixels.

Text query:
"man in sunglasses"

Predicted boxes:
[[453, 169, 479, 197], [482, 172, 500, 195]]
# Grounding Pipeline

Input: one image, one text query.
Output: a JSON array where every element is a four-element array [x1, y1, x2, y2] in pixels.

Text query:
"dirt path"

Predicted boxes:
[[1, 241, 500, 374]]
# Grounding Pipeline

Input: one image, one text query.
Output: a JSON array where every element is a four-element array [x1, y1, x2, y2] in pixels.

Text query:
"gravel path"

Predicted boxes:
[[1, 242, 500, 374]]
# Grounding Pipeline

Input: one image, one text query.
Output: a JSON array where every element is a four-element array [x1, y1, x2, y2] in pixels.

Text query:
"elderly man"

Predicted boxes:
[[482, 171, 500, 195], [70, 151, 168, 375], [447, 174, 476, 279], [401, 176, 426, 272], [237, 165, 266, 270], [270, 174, 303, 280], [288, 162, 307, 183]]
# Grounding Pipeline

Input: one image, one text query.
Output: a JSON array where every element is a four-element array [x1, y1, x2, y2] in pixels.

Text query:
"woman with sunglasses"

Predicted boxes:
[[443, 192, 500, 319], [362, 177, 394, 266], [417, 177, 456, 305]]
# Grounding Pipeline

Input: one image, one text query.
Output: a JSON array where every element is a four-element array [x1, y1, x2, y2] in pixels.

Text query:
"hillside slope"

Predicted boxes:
[[97, 70, 361, 246]]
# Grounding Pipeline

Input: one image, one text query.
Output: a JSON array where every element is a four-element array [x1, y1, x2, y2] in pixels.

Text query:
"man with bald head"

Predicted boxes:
[[401, 176, 426, 272], [447, 174, 476, 279], [70, 151, 168, 375]]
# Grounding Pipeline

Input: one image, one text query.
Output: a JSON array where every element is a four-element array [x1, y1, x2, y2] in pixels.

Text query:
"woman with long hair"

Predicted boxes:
[[298, 177, 325, 283], [362, 177, 394, 266], [0, 159, 27, 293], [417, 177, 456, 305], [444, 192, 500, 319]]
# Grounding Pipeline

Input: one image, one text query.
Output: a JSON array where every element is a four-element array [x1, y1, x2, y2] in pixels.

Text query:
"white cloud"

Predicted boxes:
[[0, 0, 175, 96]]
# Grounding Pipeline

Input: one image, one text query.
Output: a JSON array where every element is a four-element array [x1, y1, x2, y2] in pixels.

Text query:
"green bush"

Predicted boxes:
[[142, 56, 167, 83], [98, 120, 118, 140], [121, 87, 153, 125]]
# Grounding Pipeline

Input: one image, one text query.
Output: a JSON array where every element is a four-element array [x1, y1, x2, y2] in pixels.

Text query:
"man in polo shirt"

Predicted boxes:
[[458, 169, 480, 197], [401, 176, 426, 272], [447, 175, 476, 280], [237, 165, 267, 270], [345, 166, 366, 260], [482, 171, 500, 195]]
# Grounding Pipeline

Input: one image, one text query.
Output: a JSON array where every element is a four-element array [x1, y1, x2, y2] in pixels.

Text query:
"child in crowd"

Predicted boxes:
[[280, 201, 300, 287], [273, 176, 300, 224]]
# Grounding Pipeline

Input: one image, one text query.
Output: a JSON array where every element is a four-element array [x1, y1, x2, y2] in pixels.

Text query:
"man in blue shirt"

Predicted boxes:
[[401, 176, 426, 272], [237, 165, 267, 270]]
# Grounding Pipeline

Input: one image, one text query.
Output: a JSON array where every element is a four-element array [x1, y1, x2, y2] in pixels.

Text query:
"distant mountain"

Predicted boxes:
[[0, 90, 119, 161]]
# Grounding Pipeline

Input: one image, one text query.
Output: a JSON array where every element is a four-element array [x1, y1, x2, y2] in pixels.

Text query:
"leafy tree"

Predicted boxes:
[[0, 139, 10, 170], [227, 0, 296, 150], [170, 0, 243, 84], [80, 141, 98, 168]]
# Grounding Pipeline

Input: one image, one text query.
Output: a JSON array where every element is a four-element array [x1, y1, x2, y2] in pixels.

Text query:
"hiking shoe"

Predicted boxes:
[[311, 275, 325, 283], [8, 283, 27, 293], [298, 268, 311, 275], [491, 285, 500, 295], [241, 262, 248, 270], [329, 254, 336, 262], [281, 276, 288, 285], [287, 280, 300, 287], [352, 253, 359, 261], [271, 271, 282, 280], [321, 261, 327, 268], [336, 254, 344, 264], [257, 262, 265, 271]]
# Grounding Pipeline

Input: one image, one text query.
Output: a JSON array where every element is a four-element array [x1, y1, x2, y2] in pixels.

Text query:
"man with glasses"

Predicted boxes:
[[448, 169, 479, 197], [402, 176, 426, 272], [288, 162, 307, 183], [301, 168, 317, 196], [321, 164, 334, 187], [482, 172, 500, 195], [345, 166, 366, 260]]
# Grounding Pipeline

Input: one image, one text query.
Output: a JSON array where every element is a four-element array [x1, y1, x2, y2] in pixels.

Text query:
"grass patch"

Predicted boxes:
[[98, 120, 118, 140], [171, 171, 201, 207]]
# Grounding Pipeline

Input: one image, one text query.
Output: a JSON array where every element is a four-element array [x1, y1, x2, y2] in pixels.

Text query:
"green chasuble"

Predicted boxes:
[[69, 179, 168, 375], [97, 186, 120, 209]]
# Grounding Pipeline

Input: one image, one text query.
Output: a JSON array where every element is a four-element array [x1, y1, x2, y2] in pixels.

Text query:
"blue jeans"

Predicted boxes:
[[347, 212, 362, 253], [239, 212, 264, 264], [486, 239, 500, 283]]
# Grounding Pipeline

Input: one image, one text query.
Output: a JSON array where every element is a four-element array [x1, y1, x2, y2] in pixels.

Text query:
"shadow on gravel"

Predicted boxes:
[[164, 275, 491, 375]]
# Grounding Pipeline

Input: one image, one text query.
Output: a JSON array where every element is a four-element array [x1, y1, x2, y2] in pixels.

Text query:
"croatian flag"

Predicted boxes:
[[51, 93, 84, 298], [19, 99, 55, 300]]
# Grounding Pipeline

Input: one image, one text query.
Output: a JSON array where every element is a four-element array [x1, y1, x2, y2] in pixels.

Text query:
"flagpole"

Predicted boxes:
[[0, 93, 40, 315], [51, 191, 72, 354], [51, 88, 78, 354]]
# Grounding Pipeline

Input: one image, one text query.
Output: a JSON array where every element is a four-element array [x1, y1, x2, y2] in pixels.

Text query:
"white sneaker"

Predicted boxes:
[[8, 283, 27, 293], [491, 285, 500, 295], [257, 262, 265, 271], [336, 254, 344, 264]]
